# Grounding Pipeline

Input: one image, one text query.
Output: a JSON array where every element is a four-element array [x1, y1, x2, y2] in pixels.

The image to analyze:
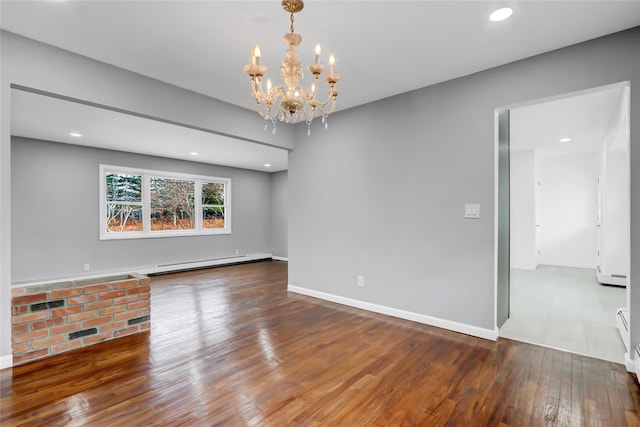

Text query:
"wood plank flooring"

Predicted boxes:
[[2, 260, 639, 426]]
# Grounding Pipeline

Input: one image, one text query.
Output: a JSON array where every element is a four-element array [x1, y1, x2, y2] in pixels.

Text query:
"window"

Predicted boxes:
[[100, 165, 230, 239], [202, 182, 226, 230], [150, 177, 195, 231]]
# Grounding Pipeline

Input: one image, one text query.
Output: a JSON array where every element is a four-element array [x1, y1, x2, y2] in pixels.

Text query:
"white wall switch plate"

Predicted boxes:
[[464, 204, 480, 219]]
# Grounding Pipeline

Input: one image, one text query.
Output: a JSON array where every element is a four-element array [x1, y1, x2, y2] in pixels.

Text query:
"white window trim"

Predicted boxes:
[[100, 164, 231, 240]]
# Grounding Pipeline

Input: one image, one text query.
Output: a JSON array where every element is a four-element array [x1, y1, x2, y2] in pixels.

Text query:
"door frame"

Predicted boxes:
[[494, 82, 631, 369]]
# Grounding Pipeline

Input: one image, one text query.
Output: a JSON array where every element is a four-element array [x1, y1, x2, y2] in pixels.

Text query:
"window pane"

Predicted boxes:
[[202, 182, 225, 205], [106, 173, 142, 202], [203, 207, 225, 229], [106, 204, 142, 232], [150, 177, 195, 231]]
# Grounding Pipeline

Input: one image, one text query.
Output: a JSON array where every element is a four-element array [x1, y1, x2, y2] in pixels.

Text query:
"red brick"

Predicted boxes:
[[114, 279, 139, 289], [84, 300, 113, 311], [139, 293, 150, 301], [67, 294, 98, 305], [127, 300, 150, 310], [139, 277, 151, 285], [114, 295, 139, 305], [11, 311, 48, 325], [50, 322, 83, 335], [50, 287, 83, 298], [12, 342, 30, 353], [31, 334, 66, 349], [83, 283, 112, 294], [113, 326, 139, 338], [114, 310, 141, 322], [11, 288, 27, 296], [12, 305, 28, 315], [83, 332, 112, 345], [12, 329, 48, 344], [51, 340, 82, 354], [51, 305, 83, 317], [139, 323, 151, 331], [140, 308, 151, 316], [67, 310, 99, 323], [12, 324, 29, 334], [99, 305, 126, 315], [84, 316, 112, 328], [31, 317, 65, 330], [13, 348, 49, 365], [100, 321, 127, 333], [98, 290, 126, 300], [127, 285, 150, 295], [12, 293, 47, 305]]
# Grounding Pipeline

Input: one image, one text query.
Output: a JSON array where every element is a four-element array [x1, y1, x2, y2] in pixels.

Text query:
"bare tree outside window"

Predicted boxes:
[[105, 173, 142, 232], [202, 182, 225, 229], [150, 177, 195, 231]]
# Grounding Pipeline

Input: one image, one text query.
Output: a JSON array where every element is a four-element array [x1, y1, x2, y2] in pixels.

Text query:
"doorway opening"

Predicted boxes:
[[496, 82, 630, 365]]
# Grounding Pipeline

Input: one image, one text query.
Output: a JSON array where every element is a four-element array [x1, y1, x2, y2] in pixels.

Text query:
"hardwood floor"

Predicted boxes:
[[2, 260, 639, 426]]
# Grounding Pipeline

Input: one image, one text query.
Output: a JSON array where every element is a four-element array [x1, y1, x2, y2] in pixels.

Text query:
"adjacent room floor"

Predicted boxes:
[[500, 265, 627, 364]]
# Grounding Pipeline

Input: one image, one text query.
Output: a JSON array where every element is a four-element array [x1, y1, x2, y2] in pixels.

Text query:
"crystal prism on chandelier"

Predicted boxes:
[[243, 0, 341, 135]]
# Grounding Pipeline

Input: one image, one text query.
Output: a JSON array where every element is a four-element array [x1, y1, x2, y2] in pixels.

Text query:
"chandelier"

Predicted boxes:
[[243, 0, 341, 135]]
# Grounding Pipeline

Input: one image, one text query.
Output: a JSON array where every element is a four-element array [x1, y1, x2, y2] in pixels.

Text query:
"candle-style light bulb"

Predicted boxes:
[[329, 53, 335, 74], [314, 43, 321, 64], [266, 78, 272, 94], [252, 45, 262, 66]]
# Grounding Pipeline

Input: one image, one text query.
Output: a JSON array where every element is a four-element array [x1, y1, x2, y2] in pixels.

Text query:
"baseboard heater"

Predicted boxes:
[[148, 253, 272, 275], [597, 266, 627, 287], [155, 255, 246, 268], [617, 307, 630, 352]]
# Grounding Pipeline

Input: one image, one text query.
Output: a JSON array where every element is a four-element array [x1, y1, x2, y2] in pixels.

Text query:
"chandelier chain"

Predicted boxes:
[[290, 12, 295, 33]]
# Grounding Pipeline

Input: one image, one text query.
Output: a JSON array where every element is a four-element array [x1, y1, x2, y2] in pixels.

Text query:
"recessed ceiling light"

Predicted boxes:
[[190, 152, 198, 156], [69, 132, 82, 137], [264, 163, 271, 168], [489, 7, 513, 22], [559, 138, 571, 143]]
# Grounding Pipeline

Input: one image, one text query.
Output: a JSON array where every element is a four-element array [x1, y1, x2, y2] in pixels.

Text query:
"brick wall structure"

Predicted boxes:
[[11, 273, 150, 366]]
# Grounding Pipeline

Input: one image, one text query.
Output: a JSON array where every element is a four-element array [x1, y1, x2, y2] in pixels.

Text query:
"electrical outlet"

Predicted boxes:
[[357, 275, 364, 288], [83, 263, 90, 272]]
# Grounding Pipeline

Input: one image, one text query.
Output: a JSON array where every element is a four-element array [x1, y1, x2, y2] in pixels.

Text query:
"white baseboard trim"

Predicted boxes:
[[271, 256, 288, 262], [537, 262, 596, 270], [625, 352, 634, 373], [0, 354, 13, 370], [510, 264, 537, 271], [287, 285, 498, 341]]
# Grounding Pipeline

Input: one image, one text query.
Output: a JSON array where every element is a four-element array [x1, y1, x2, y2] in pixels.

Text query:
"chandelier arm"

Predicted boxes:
[[311, 89, 338, 110]]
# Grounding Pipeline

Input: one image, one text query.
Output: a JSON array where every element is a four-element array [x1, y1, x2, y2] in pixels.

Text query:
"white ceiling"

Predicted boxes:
[[11, 89, 289, 172], [511, 85, 627, 155], [2, 1, 639, 169]]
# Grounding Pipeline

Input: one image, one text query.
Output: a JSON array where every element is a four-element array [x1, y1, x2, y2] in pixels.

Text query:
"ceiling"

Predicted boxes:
[[11, 89, 289, 172], [511, 85, 628, 155], [2, 1, 639, 170]]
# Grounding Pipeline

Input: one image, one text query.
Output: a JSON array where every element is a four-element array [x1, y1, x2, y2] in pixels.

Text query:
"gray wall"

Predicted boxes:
[[11, 137, 273, 282], [2, 26, 639, 363], [289, 28, 640, 341], [270, 170, 288, 258], [0, 30, 295, 360]]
